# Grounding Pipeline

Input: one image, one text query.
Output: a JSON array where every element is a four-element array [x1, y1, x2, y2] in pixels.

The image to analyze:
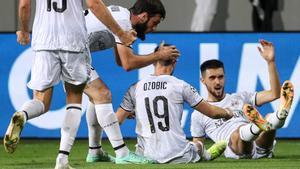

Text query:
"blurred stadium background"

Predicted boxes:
[[0, 0, 299, 168]]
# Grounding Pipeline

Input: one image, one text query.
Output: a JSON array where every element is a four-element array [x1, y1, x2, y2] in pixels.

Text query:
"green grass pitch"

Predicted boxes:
[[0, 139, 300, 169]]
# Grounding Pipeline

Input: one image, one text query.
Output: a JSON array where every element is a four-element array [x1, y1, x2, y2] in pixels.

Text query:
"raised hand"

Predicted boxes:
[[258, 39, 275, 63]]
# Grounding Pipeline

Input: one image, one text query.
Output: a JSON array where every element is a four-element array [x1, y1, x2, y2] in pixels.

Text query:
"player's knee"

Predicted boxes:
[[100, 88, 112, 101], [92, 88, 112, 103]]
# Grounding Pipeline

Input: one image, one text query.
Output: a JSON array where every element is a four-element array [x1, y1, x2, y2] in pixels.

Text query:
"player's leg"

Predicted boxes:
[[55, 50, 89, 169], [228, 104, 273, 158], [55, 82, 86, 169], [3, 89, 51, 153], [226, 105, 271, 158], [253, 81, 294, 158], [267, 81, 294, 129], [85, 100, 111, 162], [4, 50, 60, 153], [255, 129, 276, 149], [84, 77, 130, 157], [243, 104, 272, 131], [84, 76, 155, 164], [228, 127, 255, 157], [252, 129, 276, 159]]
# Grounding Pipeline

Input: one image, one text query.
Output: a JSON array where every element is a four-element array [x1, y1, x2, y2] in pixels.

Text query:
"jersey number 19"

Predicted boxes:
[[145, 96, 170, 133], [47, 0, 67, 13]]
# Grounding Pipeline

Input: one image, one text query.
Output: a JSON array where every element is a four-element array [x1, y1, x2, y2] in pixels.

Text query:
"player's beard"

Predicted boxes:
[[134, 19, 149, 41], [208, 85, 225, 101]]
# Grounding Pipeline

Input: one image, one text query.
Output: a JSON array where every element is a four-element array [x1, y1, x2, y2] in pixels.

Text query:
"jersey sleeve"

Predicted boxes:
[[182, 82, 203, 107], [190, 110, 206, 137], [238, 91, 257, 106], [120, 84, 137, 112], [108, 6, 133, 45], [113, 20, 132, 44]]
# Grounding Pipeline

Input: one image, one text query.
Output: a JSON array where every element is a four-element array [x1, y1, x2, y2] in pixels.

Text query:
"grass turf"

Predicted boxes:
[[0, 139, 300, 169]]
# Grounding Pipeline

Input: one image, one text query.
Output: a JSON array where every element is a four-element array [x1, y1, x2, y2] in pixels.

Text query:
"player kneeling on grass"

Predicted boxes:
[[109, 44, 238, 163], [191, 40, 294, 159]]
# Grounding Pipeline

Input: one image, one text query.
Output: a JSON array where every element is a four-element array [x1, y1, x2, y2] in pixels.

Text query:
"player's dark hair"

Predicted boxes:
[[154, 43, 173, 66], [130, 0, 166, 18], [200, 59, 225, 75]]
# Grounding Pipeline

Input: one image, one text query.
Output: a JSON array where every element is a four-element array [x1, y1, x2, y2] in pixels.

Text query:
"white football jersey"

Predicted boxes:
[[85, 5, 132, 44], [120, 75, 203, 163], [32, 0, 88, 52], [191, 92, 257, 142]]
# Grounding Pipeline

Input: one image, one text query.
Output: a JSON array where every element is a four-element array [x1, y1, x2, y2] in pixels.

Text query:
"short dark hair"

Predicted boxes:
[[130, 0, 166, 18], [200, 59, 224, 75], [154, 43, 173, 66]]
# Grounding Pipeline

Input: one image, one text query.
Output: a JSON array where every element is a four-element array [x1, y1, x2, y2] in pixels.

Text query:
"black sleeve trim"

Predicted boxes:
[[254, 92, 261, 107], [192, 134, 206, 138], [84, 10, 89, 16], [192, 99, 204, 108], [119, 106, 132, 113]]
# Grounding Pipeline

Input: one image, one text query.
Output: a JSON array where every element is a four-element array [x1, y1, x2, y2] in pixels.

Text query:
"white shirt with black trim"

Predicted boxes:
[[120, 75, 203, 163], [191, 92, 257, 142], [85, 5, 132, 44]]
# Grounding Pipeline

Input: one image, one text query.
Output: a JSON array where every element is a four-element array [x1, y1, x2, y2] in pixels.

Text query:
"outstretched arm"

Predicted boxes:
[[114, 43, 180, 71], [194, 100, 233, 120], [255, 39, 280, 106], [86, 0, 136, 46]]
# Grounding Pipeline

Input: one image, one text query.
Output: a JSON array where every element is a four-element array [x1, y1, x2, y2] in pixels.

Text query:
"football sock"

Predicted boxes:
[[20, 99, 45, 121], [86, 102, 103, 156], [95, 103, 129, 158], [267, 111, 287, 129], [239, 123, 261, 142], [58, 104, 82, 159]]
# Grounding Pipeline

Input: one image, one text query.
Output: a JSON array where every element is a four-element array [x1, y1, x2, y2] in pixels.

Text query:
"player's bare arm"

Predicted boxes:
[[255, 39, 280, 106], [194, 100, 233, 120], [114, 43, 180, 71], [17, 0, 30, 45], [115, 108, 132, 124], [86, 0, 136, 46]]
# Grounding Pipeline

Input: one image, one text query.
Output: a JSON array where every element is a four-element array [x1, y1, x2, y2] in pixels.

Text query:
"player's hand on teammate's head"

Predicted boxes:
[[118, 29, 137, 46], [156, 42, 180, 61], [16, 31, 30, 46], [258, 39, 275, 63]]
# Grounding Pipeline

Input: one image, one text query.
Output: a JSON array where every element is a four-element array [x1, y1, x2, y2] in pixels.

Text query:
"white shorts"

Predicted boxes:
[[224, 140, 276, 159], [165, 142, 201, 164], [28, 50, 91, 91], [135, 135, 201, 164], [88, 65, 99, 83]]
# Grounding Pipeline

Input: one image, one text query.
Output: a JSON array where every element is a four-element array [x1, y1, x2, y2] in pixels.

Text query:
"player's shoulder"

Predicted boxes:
[[108, 5, 130, 16], [162, 75, 188, 85], [128, 82, 138, 91], [228, 91, 255, 98]]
